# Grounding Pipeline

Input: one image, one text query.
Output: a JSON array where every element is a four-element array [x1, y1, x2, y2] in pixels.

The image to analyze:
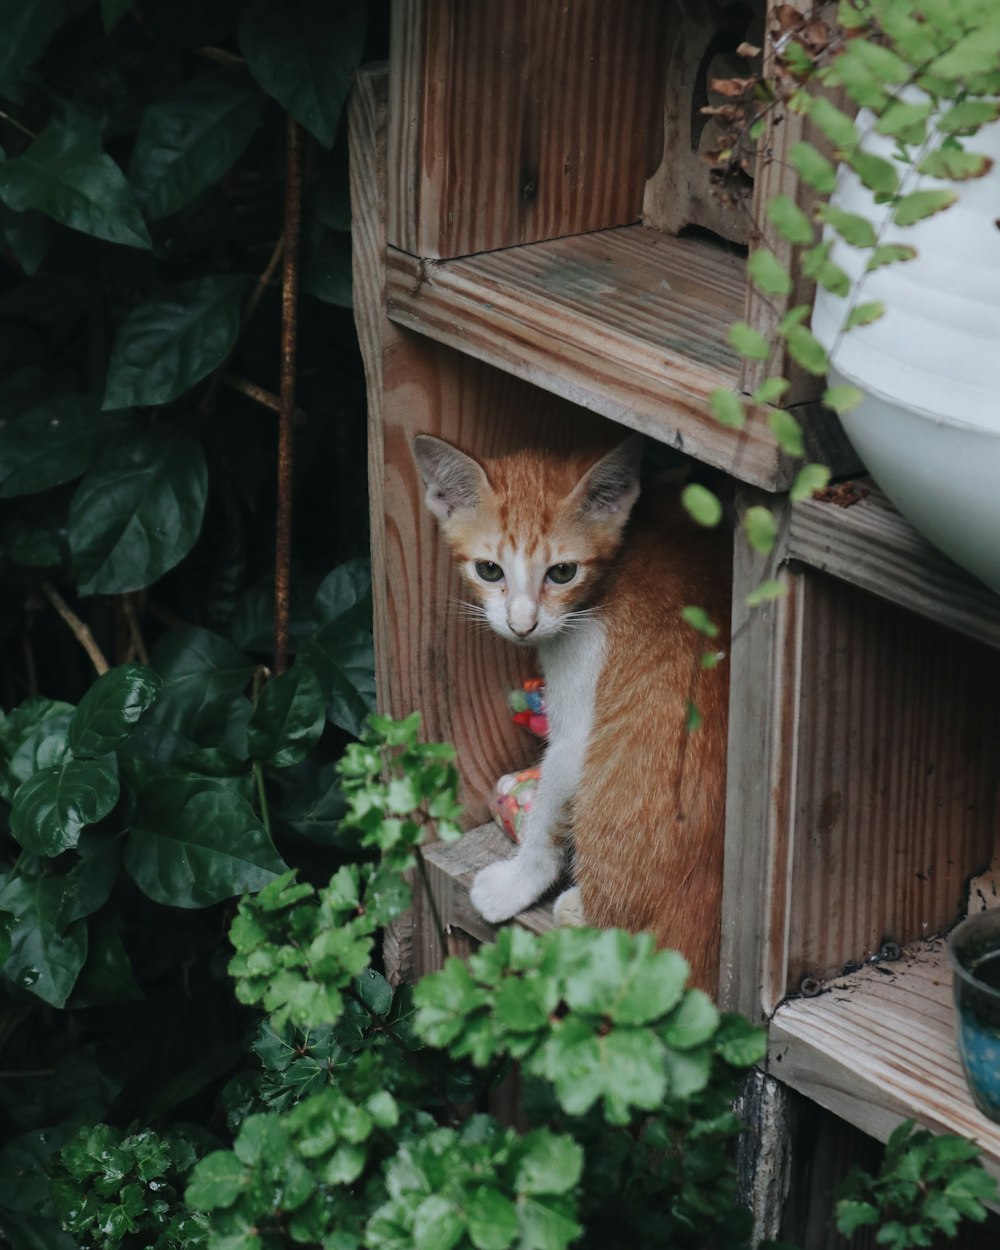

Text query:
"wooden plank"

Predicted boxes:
[[769, 938, 1000, 1182], [783, 574, 1000, 990], [387, 0, 669, 258], [387, 227, 856, 490], [789, 481, 1000, 651], [414, 824, 555, 978], [720, 492, 801, 1020]]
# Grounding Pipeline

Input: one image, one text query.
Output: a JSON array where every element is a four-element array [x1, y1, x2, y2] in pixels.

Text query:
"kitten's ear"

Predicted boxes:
[[571, 434, 643, 517], [412, 435, 491, 521]]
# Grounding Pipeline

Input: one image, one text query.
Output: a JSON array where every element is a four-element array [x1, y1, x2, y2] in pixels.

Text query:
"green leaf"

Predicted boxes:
[[68, 425, 208, 595], [768, 410, 804, 457], [129, 75, 264, 221], [709, 389, 745, 428], [103, 274, 247, 409], [681, 483, 723, 528], [467, 1188, 519, 1250], [300, 568, 375, 738], [835, 1199, 879, 1236], [100, 0, 136, 32], [848, 150, 899, 196], [745, 579, 786, 606], [939, 100, 1000, 134], [515, 1134, 583, 1197], [661, 989, 720, 1049], [751, 376, 790, 405], [186, 1151, 247, 1210], [126, 780, 286, 908], [808, 96, 858, 150], [822, 384, 863, 414], [69, 663, 163, 758], [785, 325, 829, 375], [301, 226, 353, 307], [893, 189, 958, 227], [727, 322, 769, 360], [743, 506, 778, 555], [748, 248, 793, 296], [845, 301, 885, 330], [847, 39, 911, 83], [0, 126, 151, 250], [0, 395, 136, 499], [874, 99, 932, 144], [917, 146, 993, 181], [788, 142, 836, 193], [0, 874, 88, 1007], [685, 701, 702, 732], [10, 755, 119, 856], [0, 0, 63, 86], [765, 194, 813, 244], [867, 242, 917, 270], [239, 0, 368, 148], [0, 204, 49, 275], [516, 1195, 581, 1250], [681, 606, 718, 638], [817, 204, 877, 248], [248, 666, 326, 767], [412, 1196, 464, 1250]]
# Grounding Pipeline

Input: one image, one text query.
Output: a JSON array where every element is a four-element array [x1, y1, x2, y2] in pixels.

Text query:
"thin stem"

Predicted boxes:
[[123, 594, 150, 664], [274, 117, 303, 676], [0, 110, 35, 140], [40, 583, 109, 675], [223, 373, 307, 423]]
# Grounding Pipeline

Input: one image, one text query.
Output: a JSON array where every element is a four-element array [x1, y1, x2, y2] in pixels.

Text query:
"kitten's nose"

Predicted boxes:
[[508, 596, 538, 637], [512, 622, 537, 638]]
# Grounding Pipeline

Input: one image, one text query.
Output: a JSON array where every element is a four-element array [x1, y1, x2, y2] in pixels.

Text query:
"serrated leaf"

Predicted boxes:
[[766, 194, 813, 244], [681, 483, 723, 528], [822, 385, 863, 415], [785, 325, 829, 375], [893, 189, 958, 227], [412, 1196, 463, 1250], [808, 96, 858, 150], [848, 149, 899, 196], [0, 126, 151, 250], [516, 1134, 583, 1197], [745, 579, 786, 606], [10, 755, 119, 856], [126, 780, 286, 908], [247, 666, 326, 768], [867, 242, 917, 270], [748, 248, 793, 296], [103, 275, 247, 409], [129, 75, 264, 221], [845, 301, 885, 330], [709, 389, 745, 428], [239, 0, 367, 148], [835, 1199, 879, 1235], [727, 322, 769, 360], [467, 1187, 518, 1250], [788, 142, 836, 193], [68, 424, 208, 595], [768, 410, 804, 457], [0, 0, 64, 86], [0, 395, 136, 499], [917, 146, 993, 181], [661, 989, 720, 1049], [743, 506, 778, 555], [817, 204, 877, 248], [681, 606, 718, 638], [516, 1195, 582, 1250], [69, 664, 163, 758]]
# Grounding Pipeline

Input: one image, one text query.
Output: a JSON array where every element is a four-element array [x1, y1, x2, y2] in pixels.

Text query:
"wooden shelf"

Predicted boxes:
[[770, 938, 1000, 1181], [789, 482, 1000, 651], [386, 224, 855, 492]]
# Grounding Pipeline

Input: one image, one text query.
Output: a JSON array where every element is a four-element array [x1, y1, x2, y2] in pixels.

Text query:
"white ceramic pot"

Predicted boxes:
[[811, 103, 1000, 593]]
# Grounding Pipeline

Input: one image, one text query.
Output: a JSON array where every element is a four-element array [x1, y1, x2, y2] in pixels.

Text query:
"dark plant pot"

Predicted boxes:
[[949, 910, 1000, 1122]]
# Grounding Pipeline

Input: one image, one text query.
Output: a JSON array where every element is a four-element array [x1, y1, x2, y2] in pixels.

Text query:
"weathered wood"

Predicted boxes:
[[784, 573, 1000, 989], [387, 0, 669, 258], [789, 481, 1000, 651], [643, 0, 763, 245], [387, 227, 856, 490], [735, 1068, 796, 1243], [414, 824, 555, 978], [720, 492, 799, 1020], [769, 938, 1000, 1183]]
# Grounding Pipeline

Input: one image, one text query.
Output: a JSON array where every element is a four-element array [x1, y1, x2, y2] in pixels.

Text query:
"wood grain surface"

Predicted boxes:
[[388, 0, 669, 258], [770, 937, 1000, 1182]]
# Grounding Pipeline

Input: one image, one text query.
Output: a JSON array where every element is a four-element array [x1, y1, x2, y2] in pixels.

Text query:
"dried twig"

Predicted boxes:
[[40, 583, 109, 675], [223, 373, 307, 424], [194, 46, 246, 66], [123, 594, 150, 665], [274, 117, 303, 676]]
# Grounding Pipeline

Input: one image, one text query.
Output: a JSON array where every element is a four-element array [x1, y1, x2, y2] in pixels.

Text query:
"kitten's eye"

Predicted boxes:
[[475, 560, 505, 583], [546, 563, 578, 585]]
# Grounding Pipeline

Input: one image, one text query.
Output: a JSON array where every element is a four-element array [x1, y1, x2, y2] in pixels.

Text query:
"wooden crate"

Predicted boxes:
[[351, 2, 1000, 1237]]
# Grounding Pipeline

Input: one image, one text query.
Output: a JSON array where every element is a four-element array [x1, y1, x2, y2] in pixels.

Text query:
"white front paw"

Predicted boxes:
[[470, 858, 547, 923]]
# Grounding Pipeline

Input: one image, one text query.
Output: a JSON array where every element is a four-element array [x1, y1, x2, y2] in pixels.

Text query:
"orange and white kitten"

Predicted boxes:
[[413, 433, 731, 992]]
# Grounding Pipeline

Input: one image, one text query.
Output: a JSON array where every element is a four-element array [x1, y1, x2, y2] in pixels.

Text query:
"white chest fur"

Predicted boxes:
[[537, 615, 606, 793]]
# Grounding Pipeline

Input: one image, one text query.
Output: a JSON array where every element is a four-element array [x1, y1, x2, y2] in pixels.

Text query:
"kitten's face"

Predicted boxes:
[[413, 435, 642, 645]]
